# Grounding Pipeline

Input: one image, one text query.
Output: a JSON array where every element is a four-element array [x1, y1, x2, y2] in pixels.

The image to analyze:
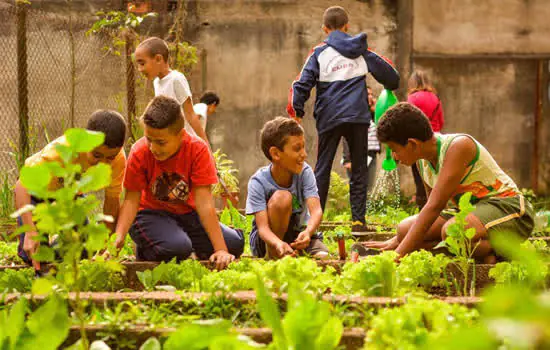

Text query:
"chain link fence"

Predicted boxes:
[[0, 0, 156, 183]]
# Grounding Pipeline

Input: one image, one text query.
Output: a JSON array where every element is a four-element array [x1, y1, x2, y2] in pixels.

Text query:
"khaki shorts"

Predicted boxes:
[[440, 195, 534, 239]]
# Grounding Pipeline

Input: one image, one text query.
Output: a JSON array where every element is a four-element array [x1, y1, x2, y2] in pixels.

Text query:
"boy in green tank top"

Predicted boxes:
[[366, 103, 534, 263]]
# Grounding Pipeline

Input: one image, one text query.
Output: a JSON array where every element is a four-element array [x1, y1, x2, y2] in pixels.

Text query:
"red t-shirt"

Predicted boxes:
[[407, 91, 444, 132], [124, 133, 218, 215]]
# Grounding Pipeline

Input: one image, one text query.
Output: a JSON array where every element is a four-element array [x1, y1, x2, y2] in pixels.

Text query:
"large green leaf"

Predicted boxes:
[[6, 298, 27, 349], [255, 274, 286, 349], [65, 128, 105, 153], [23, 296, 69, 350], [139, 337, 161, 350], [78, 163, 112, 193], [315, 317, 343, 350], [20, 164, 51, 197]]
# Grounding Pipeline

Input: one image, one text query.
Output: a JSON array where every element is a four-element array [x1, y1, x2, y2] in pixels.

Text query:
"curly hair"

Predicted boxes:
[[377, 102, 433, 146]]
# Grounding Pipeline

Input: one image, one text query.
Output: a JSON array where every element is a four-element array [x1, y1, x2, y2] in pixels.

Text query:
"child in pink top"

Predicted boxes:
[[407, 71, 445, 207]]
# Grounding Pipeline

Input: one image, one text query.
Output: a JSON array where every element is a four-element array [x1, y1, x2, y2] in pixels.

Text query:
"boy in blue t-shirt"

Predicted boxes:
[[246, 117, 329, 259]]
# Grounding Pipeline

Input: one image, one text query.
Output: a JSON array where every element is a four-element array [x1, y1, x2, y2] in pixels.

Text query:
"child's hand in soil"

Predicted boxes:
[[209, 250, 235, 270], [364, 236, 399, 251], [274, 241, 294, 258], [290, 231, 311, 251]]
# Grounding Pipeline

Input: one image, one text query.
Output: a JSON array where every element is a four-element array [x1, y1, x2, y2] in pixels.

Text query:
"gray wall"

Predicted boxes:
[[2, 0, 550, 203]]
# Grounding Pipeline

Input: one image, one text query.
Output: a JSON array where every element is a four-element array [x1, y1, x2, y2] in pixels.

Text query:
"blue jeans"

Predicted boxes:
[[129, 209, 245, 262]]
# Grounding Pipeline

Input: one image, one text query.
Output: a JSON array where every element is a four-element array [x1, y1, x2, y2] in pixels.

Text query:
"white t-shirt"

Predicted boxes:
[[193, 103, 208, 135], [153, 70, 196, 135]]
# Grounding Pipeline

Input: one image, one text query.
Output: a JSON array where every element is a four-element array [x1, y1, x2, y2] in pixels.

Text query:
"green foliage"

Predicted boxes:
[[365, 298, 478, 349], [366, 206, 415, 227], [0, 241, 22, 265], [263, 256, 336, 295], [335, 251, 398, 296], [0, 172, 14, 218], [87, 11, 158, 56], [212, 149, 239, 197], [434, 192, 478, 296], [73, 259, 125, 292], [489, 240, 549, 289], [0, 268, 33, 293], [201, 269, 256, 293], [323, 172, 350, 221], [163, 320, 258, 350], [137, 259, 209, 291], [0, 296, 70, 350], [14, 128, 119, 348], [219, 200, 250, 233], [398, 250, 452, 291], [255, 276, 343, 350]]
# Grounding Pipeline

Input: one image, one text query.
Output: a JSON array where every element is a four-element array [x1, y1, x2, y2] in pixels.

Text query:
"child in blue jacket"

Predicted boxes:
[[287, 6, 399, 230]]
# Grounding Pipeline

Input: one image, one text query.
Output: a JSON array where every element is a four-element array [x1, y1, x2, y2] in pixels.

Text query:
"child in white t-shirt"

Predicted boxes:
[[191, 92, 220, 137], [134, 37, 210, 145]]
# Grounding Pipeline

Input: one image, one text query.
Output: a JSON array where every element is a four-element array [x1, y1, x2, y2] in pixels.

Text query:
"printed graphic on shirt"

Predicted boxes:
[[151, 172, 190, 202], [318, 47, 368, 82]]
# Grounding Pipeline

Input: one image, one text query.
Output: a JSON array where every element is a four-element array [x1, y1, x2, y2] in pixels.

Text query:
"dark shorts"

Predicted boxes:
[[440, 195, 534, 239], [129, 209, 245, 262], [249, 214, 328, 257]]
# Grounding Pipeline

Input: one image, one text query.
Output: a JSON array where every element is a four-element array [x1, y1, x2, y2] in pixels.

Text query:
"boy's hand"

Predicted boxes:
[[290, 230, 311, 251], [274, 241, 294, 258], [23, 231, 41, 270], [210, 250, 235, 270], [364, 236, 399, 251]]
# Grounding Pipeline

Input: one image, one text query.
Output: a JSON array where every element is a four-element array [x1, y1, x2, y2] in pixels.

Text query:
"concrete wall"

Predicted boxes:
[[413, 0, 550, 55], [410, 0, 550, 195], [2, 0, 550, 205], [185, 0, 399, 199]]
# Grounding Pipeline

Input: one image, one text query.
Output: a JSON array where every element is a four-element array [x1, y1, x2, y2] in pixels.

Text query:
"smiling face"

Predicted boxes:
[[270, 135, 307, 175], [87, 145, 121, 166], [143, 125, 183, 161], [134, 46, 163, 80]]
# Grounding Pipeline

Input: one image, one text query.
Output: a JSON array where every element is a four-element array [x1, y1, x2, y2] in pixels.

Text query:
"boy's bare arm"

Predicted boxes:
[[182, 98, 210, 147], [193, 185, 234, 269], [103, 195, 120, 232], [113, 190, 141, 250], [15, 180, 40, 269], [291, 197, 322, 250], [395, 137, 477, 257]]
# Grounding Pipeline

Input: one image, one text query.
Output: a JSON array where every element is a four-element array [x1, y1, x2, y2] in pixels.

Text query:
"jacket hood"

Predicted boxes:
[[324, 31, 368, 59]]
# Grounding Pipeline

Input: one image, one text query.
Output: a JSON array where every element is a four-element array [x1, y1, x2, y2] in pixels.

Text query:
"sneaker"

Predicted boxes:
[[351, 222, 368, 233]]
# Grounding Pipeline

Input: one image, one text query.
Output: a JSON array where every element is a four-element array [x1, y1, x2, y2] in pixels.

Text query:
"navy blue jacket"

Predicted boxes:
[[287, 31, 400, 134]]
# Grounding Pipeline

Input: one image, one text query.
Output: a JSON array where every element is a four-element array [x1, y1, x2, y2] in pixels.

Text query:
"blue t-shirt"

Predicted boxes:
[[246, 163, 319, 230]]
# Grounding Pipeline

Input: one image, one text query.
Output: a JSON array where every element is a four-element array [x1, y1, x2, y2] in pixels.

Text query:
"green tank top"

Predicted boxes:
[[418, 134, 520, 205]]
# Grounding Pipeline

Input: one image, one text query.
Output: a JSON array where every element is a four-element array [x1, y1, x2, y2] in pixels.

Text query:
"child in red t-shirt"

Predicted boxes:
[[112, 95, 243, 269]]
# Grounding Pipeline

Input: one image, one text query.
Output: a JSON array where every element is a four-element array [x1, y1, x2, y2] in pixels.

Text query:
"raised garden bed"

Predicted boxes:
[[63, 325, 367, 350]]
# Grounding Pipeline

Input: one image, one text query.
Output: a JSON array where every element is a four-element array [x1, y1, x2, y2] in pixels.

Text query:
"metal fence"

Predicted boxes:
[[0, 1, 151, 181]]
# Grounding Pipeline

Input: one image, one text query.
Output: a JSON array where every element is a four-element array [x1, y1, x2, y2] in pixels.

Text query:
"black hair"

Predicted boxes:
[[199, 91, 220, 106], [377, 102, 434, 145], [86, 110, 127, 148]]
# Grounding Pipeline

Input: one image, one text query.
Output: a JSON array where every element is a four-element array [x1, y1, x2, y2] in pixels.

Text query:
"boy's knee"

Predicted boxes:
[[267, 190, 293, 213], [396, 220, 409, 242], [156, 235, 193, 262], [441, 221, 452, 241]]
